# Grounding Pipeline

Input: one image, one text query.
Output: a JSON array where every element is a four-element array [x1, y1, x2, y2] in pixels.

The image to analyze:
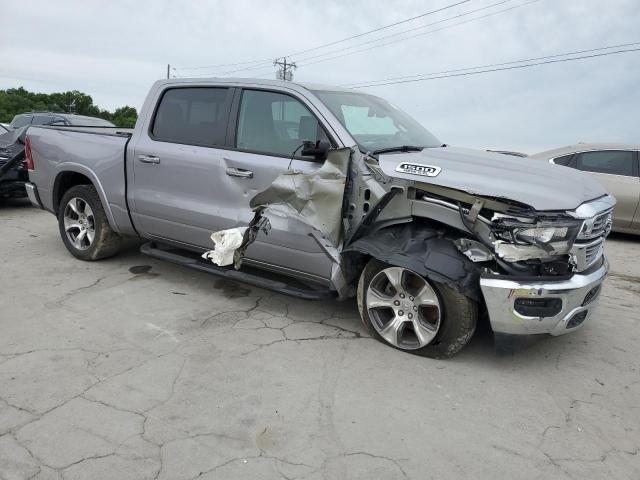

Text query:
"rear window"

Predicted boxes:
[[67, 117, 115, 127], [151, 87, 231, 147], [10, 115, 31, 128], [576, 150, 634, 176], [32, 115, 54, 125]]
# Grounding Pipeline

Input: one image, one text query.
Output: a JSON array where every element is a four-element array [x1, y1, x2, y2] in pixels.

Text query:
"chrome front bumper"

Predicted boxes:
[[25, 182, 43, 209], [480, 259, 608, 335]]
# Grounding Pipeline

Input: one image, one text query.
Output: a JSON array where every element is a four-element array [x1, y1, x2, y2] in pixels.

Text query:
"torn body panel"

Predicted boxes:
[[249, 147, 351, 246], [343, 222, 482, 302]]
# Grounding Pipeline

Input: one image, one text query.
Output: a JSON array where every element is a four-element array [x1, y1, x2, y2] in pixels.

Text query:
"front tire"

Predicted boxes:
[[58, 185, 122, 261], [357, 259, 477, 358]]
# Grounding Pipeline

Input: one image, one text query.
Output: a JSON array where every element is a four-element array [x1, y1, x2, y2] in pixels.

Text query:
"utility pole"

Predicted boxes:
[[274, 57, 296, 81], [167, 64, 170, 79]]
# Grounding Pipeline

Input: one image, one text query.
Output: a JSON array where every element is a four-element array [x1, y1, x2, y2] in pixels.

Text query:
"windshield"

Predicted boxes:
[[313, 90, 441, 152]]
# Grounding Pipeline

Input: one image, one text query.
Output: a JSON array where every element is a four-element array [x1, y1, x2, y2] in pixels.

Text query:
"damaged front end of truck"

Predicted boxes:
[[208, 143, 614, 340]]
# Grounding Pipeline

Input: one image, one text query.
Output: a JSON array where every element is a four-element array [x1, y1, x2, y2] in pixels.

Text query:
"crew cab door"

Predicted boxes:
[[216, 88, 336, 280], [572, 150, 640, 229], [128, 86, 234, 247]]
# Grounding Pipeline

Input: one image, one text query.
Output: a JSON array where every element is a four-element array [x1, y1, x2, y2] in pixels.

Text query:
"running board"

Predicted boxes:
[[140, 242, 336, 300]]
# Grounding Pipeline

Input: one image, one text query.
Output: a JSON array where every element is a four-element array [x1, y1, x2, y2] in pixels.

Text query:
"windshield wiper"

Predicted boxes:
[[372, 145, 424, 155]]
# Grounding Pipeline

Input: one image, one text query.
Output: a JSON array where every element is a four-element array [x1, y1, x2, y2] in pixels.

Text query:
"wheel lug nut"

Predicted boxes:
[[413, 306, 418, 311], [399, 293, 405, 299], [408, 313, 413, 319], [394, 300, 400, 306], [409, 296, 414, 301], [398, 310, 404, 316]]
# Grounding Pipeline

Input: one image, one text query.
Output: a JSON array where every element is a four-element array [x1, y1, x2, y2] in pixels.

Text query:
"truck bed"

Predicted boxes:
[[26, 125, 135, 235]]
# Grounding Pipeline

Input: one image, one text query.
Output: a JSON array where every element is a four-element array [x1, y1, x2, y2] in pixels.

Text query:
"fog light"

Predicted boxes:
[[582, 285, 601, 306], [567, 310, 588, 329], [514, 297, 562, 317]]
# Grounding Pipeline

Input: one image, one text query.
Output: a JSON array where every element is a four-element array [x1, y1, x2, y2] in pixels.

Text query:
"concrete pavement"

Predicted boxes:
[[1, 199, 639, 479]]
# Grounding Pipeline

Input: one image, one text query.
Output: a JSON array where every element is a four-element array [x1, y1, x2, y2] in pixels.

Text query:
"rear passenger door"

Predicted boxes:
[[573, 150, 640, 229], [129, 86, 234, 247], [216, 88, 335, 281]]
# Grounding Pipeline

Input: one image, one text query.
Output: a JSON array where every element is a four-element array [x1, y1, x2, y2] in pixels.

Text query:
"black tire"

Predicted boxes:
[[57, 185, 122, 261], [357, 259, 477, 358]]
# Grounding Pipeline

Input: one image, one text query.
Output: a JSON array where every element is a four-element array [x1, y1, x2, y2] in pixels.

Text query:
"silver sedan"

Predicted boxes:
[[531, 144, 640, 235]]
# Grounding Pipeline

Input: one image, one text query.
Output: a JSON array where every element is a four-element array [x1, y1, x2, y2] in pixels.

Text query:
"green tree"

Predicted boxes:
[[0, 87, 137, 128]]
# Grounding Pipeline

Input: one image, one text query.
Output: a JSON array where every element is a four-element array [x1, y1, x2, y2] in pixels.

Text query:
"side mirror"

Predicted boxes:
[[301, 139, 331, 160]]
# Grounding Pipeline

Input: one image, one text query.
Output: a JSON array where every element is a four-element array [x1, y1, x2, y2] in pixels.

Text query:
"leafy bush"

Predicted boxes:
[[0, 87, 138, 127]]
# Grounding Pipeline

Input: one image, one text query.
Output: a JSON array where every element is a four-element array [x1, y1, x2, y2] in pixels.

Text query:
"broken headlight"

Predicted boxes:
[[493, 219, 582, 256]]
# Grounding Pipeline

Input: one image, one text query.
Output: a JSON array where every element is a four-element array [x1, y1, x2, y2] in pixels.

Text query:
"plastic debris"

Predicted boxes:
[[202, 227, 248, 266]]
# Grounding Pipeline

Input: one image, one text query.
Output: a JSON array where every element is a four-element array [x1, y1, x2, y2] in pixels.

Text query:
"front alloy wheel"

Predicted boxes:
[[358, 259, 477, 358], [366, 267, 441, 350]]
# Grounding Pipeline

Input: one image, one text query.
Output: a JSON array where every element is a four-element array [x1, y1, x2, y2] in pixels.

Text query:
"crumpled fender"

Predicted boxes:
[[342, 222, 482, 302]]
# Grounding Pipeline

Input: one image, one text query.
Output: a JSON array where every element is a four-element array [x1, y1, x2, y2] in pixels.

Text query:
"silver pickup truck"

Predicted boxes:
[[25, 78, 614, 358]]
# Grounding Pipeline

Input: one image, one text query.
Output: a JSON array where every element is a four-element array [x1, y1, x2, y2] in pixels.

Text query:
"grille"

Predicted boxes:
[[578, 209, 613, 240], [571, 209, 612, 271]]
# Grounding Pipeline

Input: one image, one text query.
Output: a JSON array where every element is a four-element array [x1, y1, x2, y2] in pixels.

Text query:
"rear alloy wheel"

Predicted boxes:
[[63, 197, 95, 251], [358, 259, 477, 358], [57, 185, 122, 261]]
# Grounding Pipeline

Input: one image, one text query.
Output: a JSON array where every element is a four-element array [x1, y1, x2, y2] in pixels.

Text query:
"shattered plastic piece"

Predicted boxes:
[[233, 214, 271, 269], [202, 227, 248, 266], [455, 238, 494, 262]]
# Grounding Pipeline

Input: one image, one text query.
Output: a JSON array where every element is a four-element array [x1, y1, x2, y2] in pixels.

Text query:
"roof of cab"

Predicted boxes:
[[531, 143, 640, 159], [155, 77, 356, 93]]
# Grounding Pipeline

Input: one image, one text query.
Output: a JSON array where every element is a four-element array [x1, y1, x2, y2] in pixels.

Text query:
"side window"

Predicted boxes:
[[32, 115, 54, 125], [236, 90, 329, 158], [552, 154, 574, 166], [575, 151, 634, 176], [152, 87, 230, 147]]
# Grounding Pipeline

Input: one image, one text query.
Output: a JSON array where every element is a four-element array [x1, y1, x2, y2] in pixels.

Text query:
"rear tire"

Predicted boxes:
[[58, 185, 121, 260], [357, 259, 477, 358]]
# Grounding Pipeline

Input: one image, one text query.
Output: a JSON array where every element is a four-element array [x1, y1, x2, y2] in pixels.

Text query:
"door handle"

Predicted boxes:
[[138, 155, 160, 164], [226, 167, 253, 179]]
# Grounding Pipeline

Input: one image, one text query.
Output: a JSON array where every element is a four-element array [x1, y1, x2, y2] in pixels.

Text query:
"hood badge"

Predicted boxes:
[[395, 162, 442, 177]]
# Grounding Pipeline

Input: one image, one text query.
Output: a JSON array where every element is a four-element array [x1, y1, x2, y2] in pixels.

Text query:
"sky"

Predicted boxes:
[[0, 0, 638, 152]]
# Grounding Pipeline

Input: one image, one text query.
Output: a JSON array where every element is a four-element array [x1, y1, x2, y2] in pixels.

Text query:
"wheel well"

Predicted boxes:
[[53, 172, 93, 214]]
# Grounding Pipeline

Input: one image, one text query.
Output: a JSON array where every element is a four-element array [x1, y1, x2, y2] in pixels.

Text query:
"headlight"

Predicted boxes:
[[515, 224, 577, 245], [492, 219, 582, 255]]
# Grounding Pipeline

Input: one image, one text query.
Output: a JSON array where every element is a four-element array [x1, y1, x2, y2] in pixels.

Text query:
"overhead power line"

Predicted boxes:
[[284, 0, 471, 57], [295, 0, 515, 64], [343, 41, 640, 87], [172, 0, 474, 76], [296, 0, 538, 68], [175, 58, 272, 72], [343, 45, 640, 88]]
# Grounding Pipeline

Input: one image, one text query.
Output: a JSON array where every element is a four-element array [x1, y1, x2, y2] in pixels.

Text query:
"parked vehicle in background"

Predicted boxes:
[[24, 78, 614, 357], [0, 124, 10, 133], [0, 126, 28, 199], [10, 112, 115, 128], [531, 144, 640, 235]]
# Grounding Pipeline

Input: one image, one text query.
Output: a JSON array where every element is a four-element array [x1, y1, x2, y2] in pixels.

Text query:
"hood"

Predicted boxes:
[[378, 146, 607, 211]]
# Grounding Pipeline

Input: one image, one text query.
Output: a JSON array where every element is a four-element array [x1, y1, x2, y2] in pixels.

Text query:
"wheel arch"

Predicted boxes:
[[52, 164, 119, 233], [342, 219, 483, 303]]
